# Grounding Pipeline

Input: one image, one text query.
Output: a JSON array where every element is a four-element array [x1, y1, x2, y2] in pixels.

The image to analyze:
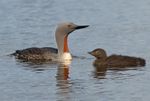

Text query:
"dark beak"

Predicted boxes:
[[88, 51, 92, 55], [75, 25, 89, 30]]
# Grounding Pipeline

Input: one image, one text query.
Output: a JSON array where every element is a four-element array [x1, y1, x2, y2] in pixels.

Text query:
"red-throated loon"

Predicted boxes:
[[12, 22, 89, 62], [89, 48, 145, 68]]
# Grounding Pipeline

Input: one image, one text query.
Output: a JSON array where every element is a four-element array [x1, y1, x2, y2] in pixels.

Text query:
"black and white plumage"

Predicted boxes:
[[12, 47, 58, 61]]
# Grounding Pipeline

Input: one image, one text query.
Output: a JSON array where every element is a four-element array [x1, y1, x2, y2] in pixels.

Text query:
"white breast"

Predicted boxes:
[[61, 52, 72, 60]]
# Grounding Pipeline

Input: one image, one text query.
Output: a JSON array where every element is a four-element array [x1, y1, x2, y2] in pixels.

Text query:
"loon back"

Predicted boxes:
[[12, 47, 58, 61]]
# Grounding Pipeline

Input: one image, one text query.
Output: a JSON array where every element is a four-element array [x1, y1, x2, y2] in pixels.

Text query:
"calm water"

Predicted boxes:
[[0, 0, 150, 101]]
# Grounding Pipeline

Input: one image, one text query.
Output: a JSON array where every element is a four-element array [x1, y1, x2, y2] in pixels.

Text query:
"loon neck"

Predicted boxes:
[[63, 35, 69, 52], [56, 33, 72, 60], [61, 36, 72, 60]]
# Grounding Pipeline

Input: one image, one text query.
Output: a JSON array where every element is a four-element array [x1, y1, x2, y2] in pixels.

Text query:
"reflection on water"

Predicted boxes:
[[92, 66, 107, 79], [92, 62, 144, 79], [56, 61, 72, 101], [15, 59, 58, 71], [14, 58, 73, 100], [56, 61, 71, 81]]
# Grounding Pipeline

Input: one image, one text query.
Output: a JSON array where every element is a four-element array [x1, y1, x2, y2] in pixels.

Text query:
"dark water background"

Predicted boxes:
[[0, 0, 150, 101]]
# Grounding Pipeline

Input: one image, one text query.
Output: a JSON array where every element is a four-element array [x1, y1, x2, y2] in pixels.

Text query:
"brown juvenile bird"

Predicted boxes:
[[88, 48, 146, 68]]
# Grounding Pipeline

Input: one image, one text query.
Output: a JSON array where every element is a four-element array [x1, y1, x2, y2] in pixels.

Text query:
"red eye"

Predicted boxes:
[[68, 25, 71, 28]]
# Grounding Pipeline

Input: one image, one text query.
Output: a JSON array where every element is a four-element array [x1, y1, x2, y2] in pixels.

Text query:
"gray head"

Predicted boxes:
[[55, 22, 89, 58], [88, 48, 107, 59], [55, 22, 89, 37]]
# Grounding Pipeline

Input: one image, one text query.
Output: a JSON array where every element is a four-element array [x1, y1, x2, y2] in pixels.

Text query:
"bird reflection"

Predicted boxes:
[[56, 60, 73, 101], [93, 65, 107, 79], [56, 62, 70, 80], [92, 60, 144, 79]]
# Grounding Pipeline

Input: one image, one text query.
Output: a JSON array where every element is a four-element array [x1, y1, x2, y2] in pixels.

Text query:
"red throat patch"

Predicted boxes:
[[63, 36, 69, 52]]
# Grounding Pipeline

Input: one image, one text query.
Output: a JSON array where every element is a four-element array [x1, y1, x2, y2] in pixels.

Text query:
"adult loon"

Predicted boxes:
[[89, 48, 145, 68], [12, 22, 89, 62]]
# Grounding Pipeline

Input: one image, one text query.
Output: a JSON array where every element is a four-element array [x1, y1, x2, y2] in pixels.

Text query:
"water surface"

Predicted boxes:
[[0, 0, 150, 101]]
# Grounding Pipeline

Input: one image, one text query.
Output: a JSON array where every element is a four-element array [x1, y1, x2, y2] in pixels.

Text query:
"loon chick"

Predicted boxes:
[[89, 48, 145, 68], [12, 22, 89, 62]]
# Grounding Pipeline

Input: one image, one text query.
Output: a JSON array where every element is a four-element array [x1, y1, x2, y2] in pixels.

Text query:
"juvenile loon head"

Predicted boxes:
[[88, 48, 107, 60], [55, 22, 89, 61]]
